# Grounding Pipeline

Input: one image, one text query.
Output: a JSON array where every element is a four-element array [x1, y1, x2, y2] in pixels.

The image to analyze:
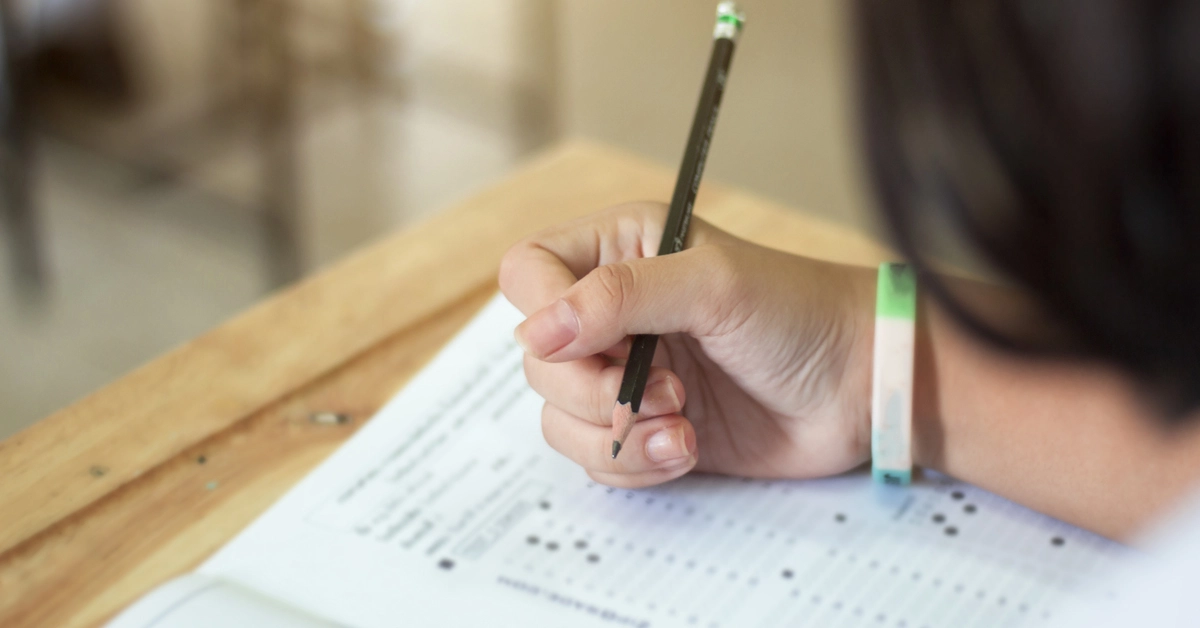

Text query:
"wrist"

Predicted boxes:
[[840, 265, 882, 465], [910, 294, 945, 471]]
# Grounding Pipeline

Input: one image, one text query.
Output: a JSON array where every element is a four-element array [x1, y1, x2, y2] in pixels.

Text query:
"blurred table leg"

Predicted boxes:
[[0, 0, 44, 294], [244, 0, 302, 287], [347, 0, 377, 95]]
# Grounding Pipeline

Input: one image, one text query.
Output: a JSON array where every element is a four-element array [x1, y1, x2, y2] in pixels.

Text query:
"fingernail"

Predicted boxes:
[[514, 299, 580, 357], [642, 377, 682, 416], [646, 426, 691, 464]]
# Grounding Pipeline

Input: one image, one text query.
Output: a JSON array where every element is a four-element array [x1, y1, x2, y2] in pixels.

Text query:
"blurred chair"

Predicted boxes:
[[0, 0, 379, 293], [0, 0, 45, 294], [229, 0, 303, 286], [213, 0, 383, 285], [0, 0, 134, 294]]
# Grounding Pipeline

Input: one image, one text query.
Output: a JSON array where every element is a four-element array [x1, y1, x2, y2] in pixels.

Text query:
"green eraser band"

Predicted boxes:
[[713, 2, 744, 40], [872, 263, 916, 486], [876, 262, 917, 320]]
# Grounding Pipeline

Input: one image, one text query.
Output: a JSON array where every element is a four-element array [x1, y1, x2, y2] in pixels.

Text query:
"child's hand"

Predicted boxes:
[[501, 202, 876, 488]]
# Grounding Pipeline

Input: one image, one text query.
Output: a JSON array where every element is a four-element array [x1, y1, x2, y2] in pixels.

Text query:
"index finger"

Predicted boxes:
[[499, 202, 670, 315]]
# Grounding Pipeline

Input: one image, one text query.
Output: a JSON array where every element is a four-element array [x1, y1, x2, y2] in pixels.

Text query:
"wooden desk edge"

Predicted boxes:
[[0, 141, 627, 554], [0, 140, 890, 620]]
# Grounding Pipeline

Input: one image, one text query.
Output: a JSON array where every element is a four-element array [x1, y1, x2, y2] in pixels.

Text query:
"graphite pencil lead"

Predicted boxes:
[[611, 402, 637, 460]]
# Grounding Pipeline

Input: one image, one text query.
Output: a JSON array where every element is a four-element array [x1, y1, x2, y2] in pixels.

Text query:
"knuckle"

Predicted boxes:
[[613, 202, 669, 257], [594, 368, 623, 423], [605, 200, 668, 222], [584, 262, 637, 316], [497, 244, 526, 296], [587, 387, 607, 427]]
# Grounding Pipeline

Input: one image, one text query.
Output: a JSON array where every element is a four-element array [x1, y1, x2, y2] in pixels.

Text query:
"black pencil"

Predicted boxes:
[[611, 2, 744, 459]]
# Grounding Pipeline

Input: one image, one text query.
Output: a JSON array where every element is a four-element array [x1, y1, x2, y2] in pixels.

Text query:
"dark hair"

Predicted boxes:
[[854, 0, 1200, 418]]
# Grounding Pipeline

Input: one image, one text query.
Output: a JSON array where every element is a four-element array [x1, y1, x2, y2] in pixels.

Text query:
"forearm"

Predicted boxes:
[[911, 299, 1200, 541]]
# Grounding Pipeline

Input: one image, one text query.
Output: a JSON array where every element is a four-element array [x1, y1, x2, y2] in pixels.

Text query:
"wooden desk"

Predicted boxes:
[[0, 141, 889, 626]]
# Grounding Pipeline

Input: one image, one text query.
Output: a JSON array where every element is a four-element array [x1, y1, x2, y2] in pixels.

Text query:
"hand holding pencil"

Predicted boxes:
[[610, 1, 745, 459], [503, 202, 879, 488], [503, 3, 878, 488]]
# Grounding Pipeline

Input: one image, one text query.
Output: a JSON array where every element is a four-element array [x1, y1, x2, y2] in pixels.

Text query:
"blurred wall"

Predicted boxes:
[[118, 0, 871, 228], [97, 0, 868, 228], [71, 0, 561, 265], [557, 0, 872, 228], [103, 0, 557, 147], [401, 0, 558, 148], [0, 0, 879, 437]]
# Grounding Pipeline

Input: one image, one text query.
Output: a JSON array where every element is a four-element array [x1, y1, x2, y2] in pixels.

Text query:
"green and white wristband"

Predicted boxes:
[[872, 263, 917, 486]]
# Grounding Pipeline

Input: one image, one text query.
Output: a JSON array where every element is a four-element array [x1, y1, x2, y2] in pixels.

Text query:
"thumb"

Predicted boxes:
[[514, 245, 741, 362]]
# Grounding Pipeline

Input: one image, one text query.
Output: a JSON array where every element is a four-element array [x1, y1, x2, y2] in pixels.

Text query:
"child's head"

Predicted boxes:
[[855, 0, 1200, 418]]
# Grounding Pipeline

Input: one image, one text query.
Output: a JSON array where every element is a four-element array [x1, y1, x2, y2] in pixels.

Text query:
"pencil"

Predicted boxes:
[[611, 2, 744, 459]]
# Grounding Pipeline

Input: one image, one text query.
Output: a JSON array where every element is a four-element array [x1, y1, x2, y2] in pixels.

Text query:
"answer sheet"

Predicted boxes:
[[201, 295, 1125, 627]]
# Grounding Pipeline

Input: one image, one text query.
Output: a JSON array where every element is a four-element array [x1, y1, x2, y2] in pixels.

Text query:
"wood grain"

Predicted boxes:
[[0, 141, 889, 627]]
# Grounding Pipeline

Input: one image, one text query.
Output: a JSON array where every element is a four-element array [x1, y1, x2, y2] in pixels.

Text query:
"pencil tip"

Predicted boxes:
[[611, 440, 622, 459]]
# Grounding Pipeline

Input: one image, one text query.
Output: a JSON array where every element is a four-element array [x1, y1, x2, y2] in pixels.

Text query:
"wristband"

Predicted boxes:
[[872, 262, 916, 486]]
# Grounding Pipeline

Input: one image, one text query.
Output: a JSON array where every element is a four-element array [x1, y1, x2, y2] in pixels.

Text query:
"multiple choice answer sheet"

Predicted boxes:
[[109, 295, 1126, 628]]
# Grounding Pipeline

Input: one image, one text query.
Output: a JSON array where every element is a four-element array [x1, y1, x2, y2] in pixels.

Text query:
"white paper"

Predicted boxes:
[[187, 295, 1125, 628], [106, 574, 338, 628]]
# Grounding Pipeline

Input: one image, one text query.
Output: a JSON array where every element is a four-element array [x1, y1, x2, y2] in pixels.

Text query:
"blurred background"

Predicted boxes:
[[0, 0, 867, 439]]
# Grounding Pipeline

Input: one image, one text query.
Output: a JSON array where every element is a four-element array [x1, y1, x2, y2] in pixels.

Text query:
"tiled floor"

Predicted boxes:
[[0, 91, 535, 440]]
